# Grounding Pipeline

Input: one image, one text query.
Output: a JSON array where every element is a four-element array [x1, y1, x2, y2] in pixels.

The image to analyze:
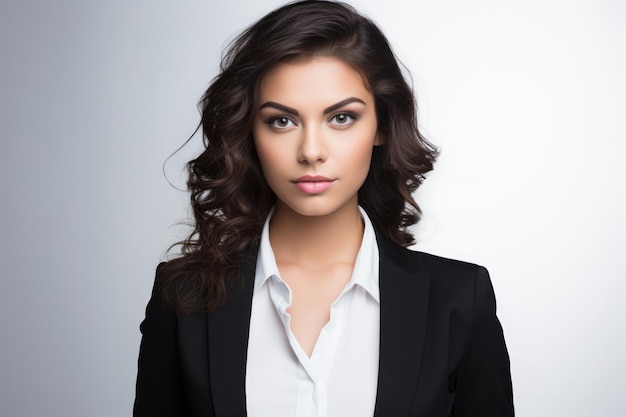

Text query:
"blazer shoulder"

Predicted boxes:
[[410, 250, 482, 276], [375, 229, 481, 278], [396, 247, 496, 309], [145, 260, 179, 310]]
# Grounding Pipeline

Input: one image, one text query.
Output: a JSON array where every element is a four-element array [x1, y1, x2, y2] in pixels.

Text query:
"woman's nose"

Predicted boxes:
[[297, 125, 328, 164]]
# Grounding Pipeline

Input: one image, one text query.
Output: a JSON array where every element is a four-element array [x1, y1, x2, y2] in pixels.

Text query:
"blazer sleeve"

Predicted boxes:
[[133, 263, 185, 417], [453, 266, 514, 416]]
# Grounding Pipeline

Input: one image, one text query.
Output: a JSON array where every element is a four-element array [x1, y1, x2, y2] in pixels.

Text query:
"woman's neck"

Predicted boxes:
[[268, 201, 364, 269]]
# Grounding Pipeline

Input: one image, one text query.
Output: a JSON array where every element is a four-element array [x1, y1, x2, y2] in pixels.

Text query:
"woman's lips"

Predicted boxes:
[[292, 176, 335, 194]]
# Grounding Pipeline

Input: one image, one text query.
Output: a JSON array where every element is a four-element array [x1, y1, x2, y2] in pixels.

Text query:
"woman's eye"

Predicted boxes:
[[329, 112, 359, 126], [269, 116, 295, 129]]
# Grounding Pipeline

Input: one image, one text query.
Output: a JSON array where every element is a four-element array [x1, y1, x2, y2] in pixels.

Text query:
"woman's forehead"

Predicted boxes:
[[257, 56, 373, 109]]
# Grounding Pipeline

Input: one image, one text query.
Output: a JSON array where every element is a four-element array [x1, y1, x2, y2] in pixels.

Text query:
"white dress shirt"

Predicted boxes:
[[246, 207, 380, 417]]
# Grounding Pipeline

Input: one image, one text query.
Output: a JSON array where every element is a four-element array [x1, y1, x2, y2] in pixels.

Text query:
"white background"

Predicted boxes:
[[1, 0, 624, 416]]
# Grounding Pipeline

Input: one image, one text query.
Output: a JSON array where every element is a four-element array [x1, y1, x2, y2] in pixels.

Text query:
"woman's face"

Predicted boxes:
[[253, 56, 380, 218]]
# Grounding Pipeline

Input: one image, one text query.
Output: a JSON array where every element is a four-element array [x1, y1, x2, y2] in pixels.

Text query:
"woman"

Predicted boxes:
[[134, 1, 514, 416]]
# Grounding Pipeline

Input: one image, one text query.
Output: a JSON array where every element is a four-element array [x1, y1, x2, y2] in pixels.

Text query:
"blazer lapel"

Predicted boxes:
[[208, 254, 256, 417], [374, 233, 431, 416], [204, 234, 430, 416]]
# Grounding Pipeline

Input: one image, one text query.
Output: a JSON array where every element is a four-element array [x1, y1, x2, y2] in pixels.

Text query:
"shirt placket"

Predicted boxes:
[[268, 276, 352, 417]]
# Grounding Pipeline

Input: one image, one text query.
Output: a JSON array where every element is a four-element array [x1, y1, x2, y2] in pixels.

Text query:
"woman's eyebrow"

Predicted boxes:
[[258, 97, 366, 116], [323, 97, 365, 114], [258, 101, 299, 115]]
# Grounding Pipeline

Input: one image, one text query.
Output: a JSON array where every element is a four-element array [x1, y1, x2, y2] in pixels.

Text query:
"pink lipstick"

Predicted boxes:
[[292, 175, 335, 194]]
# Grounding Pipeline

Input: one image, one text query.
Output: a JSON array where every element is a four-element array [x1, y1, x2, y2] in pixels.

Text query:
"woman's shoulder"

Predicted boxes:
[[409, 249, 487, 280], [150, 249, 257, 313], [377, 231, 486, 279], [143, 259, 193, 314], [410, 250, 494, 301], [405, 248, 491, 296]]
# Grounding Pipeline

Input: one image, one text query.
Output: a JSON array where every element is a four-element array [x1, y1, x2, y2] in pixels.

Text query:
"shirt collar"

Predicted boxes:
[[254, 206, 280, 292], [254, 206, 380, 303]]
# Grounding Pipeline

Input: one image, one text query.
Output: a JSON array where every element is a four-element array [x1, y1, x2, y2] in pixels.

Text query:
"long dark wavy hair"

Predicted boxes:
[[161, 0, 438, 313]]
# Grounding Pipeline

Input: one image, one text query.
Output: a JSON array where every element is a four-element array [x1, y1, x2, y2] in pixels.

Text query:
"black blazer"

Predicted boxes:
[[134, 231, 514, 416]]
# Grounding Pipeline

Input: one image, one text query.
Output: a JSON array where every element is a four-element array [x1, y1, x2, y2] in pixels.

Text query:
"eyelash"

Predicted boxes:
[[330, 111, 360, 125], [264, 114, 295, 129], [264, 111, 361, 129]]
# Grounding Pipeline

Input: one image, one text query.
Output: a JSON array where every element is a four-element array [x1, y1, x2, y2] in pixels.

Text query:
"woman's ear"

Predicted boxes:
[[374, 133, 384, 146]]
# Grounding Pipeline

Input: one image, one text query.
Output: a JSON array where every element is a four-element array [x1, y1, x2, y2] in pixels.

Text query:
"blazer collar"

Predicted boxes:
[[207, 230, 431, 416]]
